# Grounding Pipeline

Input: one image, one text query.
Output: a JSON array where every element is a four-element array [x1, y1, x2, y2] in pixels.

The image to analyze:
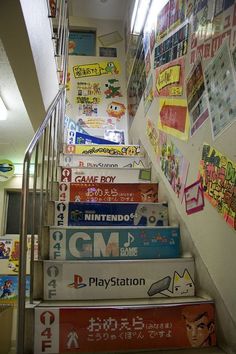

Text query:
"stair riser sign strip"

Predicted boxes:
[[43, 259, 195, 300], [63, 144, 144, 156], [59, 168, 151, 183], [49, 226, 180, 260], [60, 155, 150, 168], [59, 183, 158, 202], [67, 130, 119, 145], [35, 302, 216, 353], [54, 202, 168, 227]]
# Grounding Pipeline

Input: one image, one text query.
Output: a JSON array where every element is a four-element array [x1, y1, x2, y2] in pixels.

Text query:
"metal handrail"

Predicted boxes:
[[16, 0, 69, 353]]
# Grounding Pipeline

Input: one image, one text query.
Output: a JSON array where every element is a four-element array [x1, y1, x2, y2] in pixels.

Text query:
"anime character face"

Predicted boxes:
[[183, 311, 215, 347], [106, 102, 126, 120], [139, 187, 158, 202]]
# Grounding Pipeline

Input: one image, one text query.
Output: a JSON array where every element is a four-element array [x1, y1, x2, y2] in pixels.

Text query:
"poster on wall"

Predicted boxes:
[[160, 141, 189, 202], [156, 58, 185, 97], [73, 60, 121, 79], [76, 82, 102, 105], [186, 59, 209, 136], [144, 74, 154, 115], [76, 116, 116, 129], [204, 41, 236, 140], [199, 143, 236, 230], [0, 275, 30, 306], [154, 23, 189, 68], [190, 2, 236, 65], [146, 118, 167, 159], [158, 98, 189, 141]]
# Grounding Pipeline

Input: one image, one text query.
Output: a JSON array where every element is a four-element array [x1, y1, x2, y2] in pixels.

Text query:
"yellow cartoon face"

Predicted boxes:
[[124, 146, 138, 156], [106, 101, 126, 120]]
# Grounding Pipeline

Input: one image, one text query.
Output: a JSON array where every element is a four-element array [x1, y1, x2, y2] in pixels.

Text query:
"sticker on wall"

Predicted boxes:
[[73, 60, 121, 79], [186, 59, 209, 136], [204, 41, 236, 140], [156, 58, 185, 97], [160, 141, 189, 202], [184, 179, 205, 215], [106, 101, 126, 121], [199, 143, 236, 230], [158, 98, 189, 141], [0, 160, 15, 182], [104, 79, 123, 99]]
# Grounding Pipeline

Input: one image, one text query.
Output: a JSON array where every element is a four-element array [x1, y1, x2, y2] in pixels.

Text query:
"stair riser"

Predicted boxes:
[[43, 259, 195, 300], [63, 144, 144, 157], [54, 202, 168, 227], [58, 182, 158, 202], [59, 168, 151, 183], [34, 302, 216, 353], [67, 130, 119, 145], [60, 154, 150, 168], [49, 226, 180, 260]]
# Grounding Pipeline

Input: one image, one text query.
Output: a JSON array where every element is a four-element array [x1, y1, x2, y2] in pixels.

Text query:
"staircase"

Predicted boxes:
[[29, 136, 221, 353]]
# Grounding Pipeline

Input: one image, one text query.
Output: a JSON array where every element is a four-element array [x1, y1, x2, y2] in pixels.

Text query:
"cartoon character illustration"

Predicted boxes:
[[0, 279, 13, 298], [106, 101, 126, 120], [104, 62, 119, 75], [139, 185, 158, 202], [147, 269, 195, 297], [121, 146, 139, 156], [104, 79, 122, 98], [182, 305, 215, 347], [68, 40, 76, 54], [133, 203, 168, 226]]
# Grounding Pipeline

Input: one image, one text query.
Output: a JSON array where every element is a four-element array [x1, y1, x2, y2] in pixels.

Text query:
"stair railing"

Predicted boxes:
[[16, 1, 69, 353]]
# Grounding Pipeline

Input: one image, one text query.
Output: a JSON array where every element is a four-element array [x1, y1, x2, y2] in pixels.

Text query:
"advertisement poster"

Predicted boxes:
[[190, 2, 236, 65], [144, 74, 154, 115], [158, 98, 189, 141], [67, 131, 117, 145], [49, 226, 180, 260], [63, 144, 144, 157], [0, 275, 30, 306], [154, 23, 189, 68], [156, 58, 185, 97], [199, 143, 236, 229], [60, 155, 150, 169], [59, 182, 158, 203], [146, 119, 167, 158], [184, 179, 205, 215], [60, 168, 151, 184], [43, 258, 194, 300], [54, 201, 169, 227], [186, 59, 209, 136], [160, 142, 189, 202], [35, 302, 216, 353], [204, 41, 236, 140], [73, 60, 121, 79]]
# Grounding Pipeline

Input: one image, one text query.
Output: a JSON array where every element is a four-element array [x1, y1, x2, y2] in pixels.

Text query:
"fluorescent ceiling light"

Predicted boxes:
[[131, 0, 152, 35], [0, 96, 7, 120]]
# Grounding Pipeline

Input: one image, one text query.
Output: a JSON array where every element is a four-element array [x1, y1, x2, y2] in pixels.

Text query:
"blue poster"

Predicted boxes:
[[50, 226, 180, 260], [68, 131, 118, 145], [55, 202, 169, 227]]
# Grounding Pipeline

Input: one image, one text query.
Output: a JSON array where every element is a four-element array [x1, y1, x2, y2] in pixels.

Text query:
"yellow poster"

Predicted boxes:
[[158, 98, 189, 141], [64, 144, 144, 157], [73, 60, 121, 78]]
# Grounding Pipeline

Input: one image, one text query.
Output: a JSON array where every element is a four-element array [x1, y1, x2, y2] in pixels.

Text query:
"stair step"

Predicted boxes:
[[54, 201, 169, 227], [67, 130, 120, 145], [63, 144, 144, 157], [49, 226, 180, 260], [58, 182, 158, 202], [34, 299, 216, 353], [43, 257, 195, 300], [59, 167, 152, 183], [60, 154, 150, 168]]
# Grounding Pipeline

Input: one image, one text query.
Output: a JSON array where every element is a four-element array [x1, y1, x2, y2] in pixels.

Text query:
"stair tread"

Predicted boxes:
[[34, 295, 213, 308]]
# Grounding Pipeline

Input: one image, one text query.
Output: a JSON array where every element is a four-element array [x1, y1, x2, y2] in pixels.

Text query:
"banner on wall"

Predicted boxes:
[[156, 58, 185, 97], [158, 98, 189, 141], [73, 60, 121, 79], [199, 143, 236, 230]]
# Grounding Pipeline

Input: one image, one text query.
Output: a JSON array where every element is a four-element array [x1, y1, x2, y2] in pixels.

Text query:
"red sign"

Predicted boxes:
[[160, 104, 187, 132], [59, 183, 159, 203], [35, 302, 216, 353]]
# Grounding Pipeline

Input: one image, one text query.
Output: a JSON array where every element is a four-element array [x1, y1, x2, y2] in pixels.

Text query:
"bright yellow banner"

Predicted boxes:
[[73, 60, 121, 78], [156, 65, 181, 92], [64, 144, 144, 157]]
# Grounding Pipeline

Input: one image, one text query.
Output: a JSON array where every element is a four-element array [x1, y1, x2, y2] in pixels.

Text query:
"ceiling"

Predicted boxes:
[[0, 0, 131, 168]]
